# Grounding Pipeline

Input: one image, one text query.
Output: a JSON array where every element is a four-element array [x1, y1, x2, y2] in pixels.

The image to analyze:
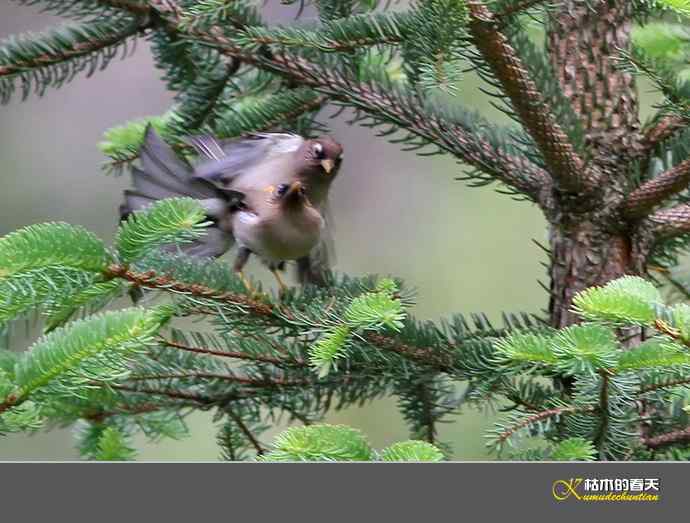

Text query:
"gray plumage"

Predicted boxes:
[[119, 126, 341, 289], [189, 132, 343, 286]]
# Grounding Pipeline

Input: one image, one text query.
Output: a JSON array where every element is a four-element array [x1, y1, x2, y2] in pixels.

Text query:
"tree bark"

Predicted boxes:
[[546, 0, 644, 328], [547, 0, 640, 158], [549, 225, 643, 328]]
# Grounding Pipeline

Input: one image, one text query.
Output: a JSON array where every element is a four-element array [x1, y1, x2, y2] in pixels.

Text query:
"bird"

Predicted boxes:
[[188, 132, 343, 286], [231, 180, 324, 293], [119, 126, 334, 294]]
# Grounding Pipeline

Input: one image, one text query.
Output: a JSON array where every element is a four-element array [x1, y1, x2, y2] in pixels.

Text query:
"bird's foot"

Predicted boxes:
[[270, 269, 290, 299], [237, 271, 265, 300]]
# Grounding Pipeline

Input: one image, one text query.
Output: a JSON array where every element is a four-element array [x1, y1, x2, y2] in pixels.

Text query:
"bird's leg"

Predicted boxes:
[[270, 265, 289, 296], [233, 247, 255, 295], [238, 272, 254, 294]]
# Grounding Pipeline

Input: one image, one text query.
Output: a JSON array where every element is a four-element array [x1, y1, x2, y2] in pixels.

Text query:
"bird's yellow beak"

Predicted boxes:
[[286, 181, 303, 195], [321, 159, 335, 174]]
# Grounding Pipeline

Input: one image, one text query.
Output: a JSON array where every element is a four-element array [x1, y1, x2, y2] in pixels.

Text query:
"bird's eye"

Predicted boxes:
[[276, 184, 289, 196], [312, 143, 324, 159]]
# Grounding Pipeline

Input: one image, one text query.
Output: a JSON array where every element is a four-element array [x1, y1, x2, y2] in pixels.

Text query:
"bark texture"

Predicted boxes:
[[546, 0, 645, 328]]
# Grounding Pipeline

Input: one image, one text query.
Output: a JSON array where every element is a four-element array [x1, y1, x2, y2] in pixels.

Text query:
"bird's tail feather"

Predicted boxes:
[[119, 126, 236, 264], [120, 126, 220, 219]]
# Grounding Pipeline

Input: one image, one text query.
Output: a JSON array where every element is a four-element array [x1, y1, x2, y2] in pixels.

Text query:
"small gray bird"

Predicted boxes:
[[119, 126, 332, 292], [232, 181, 324, 292], [189, 132, 343, 285]]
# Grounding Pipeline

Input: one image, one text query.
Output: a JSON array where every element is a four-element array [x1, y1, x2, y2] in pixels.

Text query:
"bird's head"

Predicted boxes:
[[299, 136, 344, 179], [271, 181, 310, 208]]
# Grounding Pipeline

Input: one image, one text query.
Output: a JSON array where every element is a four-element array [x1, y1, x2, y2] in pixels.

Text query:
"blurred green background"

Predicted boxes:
[[1, 3, 646, 460]]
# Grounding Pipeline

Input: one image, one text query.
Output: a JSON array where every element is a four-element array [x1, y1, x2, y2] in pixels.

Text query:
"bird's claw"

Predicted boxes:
[[236, 271, 268, 300], [270, 269, 290, 300]]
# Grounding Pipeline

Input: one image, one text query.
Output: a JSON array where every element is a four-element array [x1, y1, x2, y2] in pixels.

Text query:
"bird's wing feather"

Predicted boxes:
[[140, 126, 206, 188], [191, 133, 305, 187]]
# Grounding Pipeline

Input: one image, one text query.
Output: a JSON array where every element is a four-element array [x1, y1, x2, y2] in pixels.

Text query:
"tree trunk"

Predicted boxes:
[[548, 225, 649, 328], [546, 0, 644, 328]]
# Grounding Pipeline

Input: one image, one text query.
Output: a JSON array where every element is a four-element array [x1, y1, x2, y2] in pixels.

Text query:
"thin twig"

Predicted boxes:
[[638, 377, 690, 394], [646, 204, 690, 239], [593, 370, 611, 454], [126, 372, 309, 387], [494, 0, 550, 21], [161, 337, 295, 367], [495, 405, 594, 445], [109, 383, 215, 404], [226, 408, 266, 456]]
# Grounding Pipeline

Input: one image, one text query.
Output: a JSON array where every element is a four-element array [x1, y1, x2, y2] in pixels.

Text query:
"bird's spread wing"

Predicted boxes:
[[120, 125, 236, 260], [190, 133, 305, 188]]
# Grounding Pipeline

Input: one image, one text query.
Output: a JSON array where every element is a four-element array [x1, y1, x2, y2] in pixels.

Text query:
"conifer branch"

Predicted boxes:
[[624, 158, 690, 217], [642, 426, 690, 449], [494, 405, 594, 446], [254, 53, 552, 205], [593, 370, 611, 454], [494, 0, 551, 20], [104, 264, 459, 374], [640, 115, 689, 157], [9, 0, 151, 18], [0, 19, 143, 77], [226, 407, 265, 455], [126, 372, 309, 388], [639, 377, 690, 394], [83, 403, 161, 422], [466, 1, 594, 194], [0, 16, 149, 103], [104, 263, 274, 317], [110, 383, 215, 404], [237, 12, 408, 52], [647, 204, 690, 238], [365, 333, 455, 373], [417, 381, 438, 445], [160, 337, 295, 367], [109, 0, 553, 207]]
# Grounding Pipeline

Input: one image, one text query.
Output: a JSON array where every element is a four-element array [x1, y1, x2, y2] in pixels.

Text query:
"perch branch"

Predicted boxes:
[[104, 265, 459, 375]]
